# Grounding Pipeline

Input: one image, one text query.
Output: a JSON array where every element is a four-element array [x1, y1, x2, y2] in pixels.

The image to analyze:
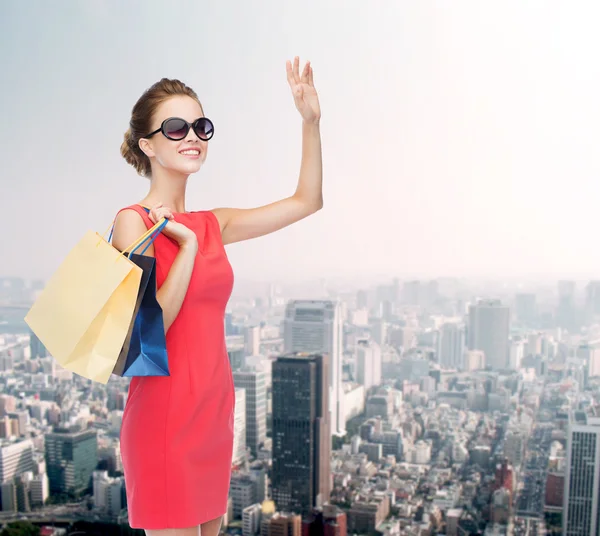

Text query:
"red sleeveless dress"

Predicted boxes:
[[118, 204, 235, 530]]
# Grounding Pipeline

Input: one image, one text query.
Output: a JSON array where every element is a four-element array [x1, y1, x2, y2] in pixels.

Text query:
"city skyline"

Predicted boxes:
[[4, 2, 600, 534], [1, 271, 599, 533]]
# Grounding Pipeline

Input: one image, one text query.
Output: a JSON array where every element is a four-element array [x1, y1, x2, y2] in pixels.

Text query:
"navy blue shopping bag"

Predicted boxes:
[[111, 218, 170, 377]]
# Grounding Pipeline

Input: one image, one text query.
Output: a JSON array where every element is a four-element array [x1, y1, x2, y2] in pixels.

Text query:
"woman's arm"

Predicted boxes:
[[112, 207, 198, 333], [212, 57, 323, 245], [212, 120, 322, 245]]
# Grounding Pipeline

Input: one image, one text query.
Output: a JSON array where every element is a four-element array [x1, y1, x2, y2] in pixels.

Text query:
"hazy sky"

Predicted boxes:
[[2, 1, 600, 284]]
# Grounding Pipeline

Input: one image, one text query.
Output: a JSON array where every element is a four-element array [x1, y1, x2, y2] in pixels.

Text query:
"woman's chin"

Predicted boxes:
[[171, 160, 203, 176]]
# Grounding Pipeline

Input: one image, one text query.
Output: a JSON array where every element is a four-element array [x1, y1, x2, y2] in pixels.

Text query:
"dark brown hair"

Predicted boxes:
[[120, 78, 202, 177]]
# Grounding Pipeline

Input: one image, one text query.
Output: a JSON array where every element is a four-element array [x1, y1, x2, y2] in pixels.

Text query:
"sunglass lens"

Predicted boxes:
[[194, 118, 214, 140], [164, 119, 189, 140]]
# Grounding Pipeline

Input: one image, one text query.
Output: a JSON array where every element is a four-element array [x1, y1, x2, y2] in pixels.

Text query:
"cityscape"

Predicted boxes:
[[1, 275, 600, 535], [5, 1, 600, 535]]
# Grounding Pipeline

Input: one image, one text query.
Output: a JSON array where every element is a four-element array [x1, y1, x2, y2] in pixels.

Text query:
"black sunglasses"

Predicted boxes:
[[143, 117, 215, 141]]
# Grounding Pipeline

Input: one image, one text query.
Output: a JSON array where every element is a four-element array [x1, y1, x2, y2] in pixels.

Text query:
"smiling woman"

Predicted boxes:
[[120, 80, 210, 179], [111, 57, 324, 536]]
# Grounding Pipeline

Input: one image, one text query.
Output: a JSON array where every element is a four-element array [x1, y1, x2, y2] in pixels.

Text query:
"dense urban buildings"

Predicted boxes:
[[2, 274, 600, 534]]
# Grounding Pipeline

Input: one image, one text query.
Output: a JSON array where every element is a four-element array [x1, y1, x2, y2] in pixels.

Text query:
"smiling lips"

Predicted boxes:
[[179, 148, 201, 158]]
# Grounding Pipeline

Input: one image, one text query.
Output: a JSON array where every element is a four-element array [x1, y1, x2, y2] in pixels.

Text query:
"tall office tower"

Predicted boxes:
[[468, 300, 510, 370], [563, 414, 600, 535], [245, 326, 261, 357], [557, 280, 578, 331], [271, 353, 330, 514], [45, 427, 97, 496], [437, 323, 466, 370], [233, 368, 268, 456], [585, 281, 600, 321], [514, 293, 537, 326], [283, 300, 345, 436], [356, 340, 382, 390]]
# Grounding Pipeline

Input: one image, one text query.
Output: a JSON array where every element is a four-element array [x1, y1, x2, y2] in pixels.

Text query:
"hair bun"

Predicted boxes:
[[120, 129, 147, 177]]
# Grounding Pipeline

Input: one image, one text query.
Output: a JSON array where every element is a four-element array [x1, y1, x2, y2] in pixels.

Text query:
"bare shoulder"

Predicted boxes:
[[208, 208, 233, 233], [112, 208, 152, 255]]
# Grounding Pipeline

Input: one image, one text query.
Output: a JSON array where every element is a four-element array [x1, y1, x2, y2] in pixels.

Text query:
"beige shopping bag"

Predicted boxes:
[[25, 218, 166, 384]]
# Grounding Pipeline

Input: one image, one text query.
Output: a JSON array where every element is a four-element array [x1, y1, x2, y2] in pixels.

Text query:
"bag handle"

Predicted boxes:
[[129, 205, 165, 255], [130, 218, 168, 257], [104, 211, 167, 258], [122, 218, 167, 257]]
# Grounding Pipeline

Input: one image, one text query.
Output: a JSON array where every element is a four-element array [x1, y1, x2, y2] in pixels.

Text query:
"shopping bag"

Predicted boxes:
[[122, 254, 169, 376], [24, 217, 166, 384], [112, 221, 169, 377]]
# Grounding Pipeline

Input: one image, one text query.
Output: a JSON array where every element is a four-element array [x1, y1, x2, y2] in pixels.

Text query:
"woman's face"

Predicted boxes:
[[139, 95, 209, 176]]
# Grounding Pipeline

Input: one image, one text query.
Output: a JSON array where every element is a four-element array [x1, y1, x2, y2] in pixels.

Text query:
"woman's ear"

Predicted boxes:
[[139, 138, 155, 158]]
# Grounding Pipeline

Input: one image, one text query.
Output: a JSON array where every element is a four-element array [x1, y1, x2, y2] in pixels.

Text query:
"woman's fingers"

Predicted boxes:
[[156, 209, 173, 221], [148, 203, 176, 225]]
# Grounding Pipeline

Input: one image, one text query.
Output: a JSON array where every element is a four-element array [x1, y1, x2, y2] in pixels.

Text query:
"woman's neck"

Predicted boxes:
[[143, 169, 190, 213]]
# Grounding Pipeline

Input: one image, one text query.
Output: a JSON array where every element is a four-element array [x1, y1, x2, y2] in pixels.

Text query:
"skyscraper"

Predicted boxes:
[[468, 300, 510, 370], [271, 353, 331, 514], [233, 368, 268, 456], [585, 281, 600, 322], [356, 340, 382, 390], [563, 414, 600, 535], [437, 323, 466, 370], [557, 280, 578, 331], [283, 300, 344, 436]]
